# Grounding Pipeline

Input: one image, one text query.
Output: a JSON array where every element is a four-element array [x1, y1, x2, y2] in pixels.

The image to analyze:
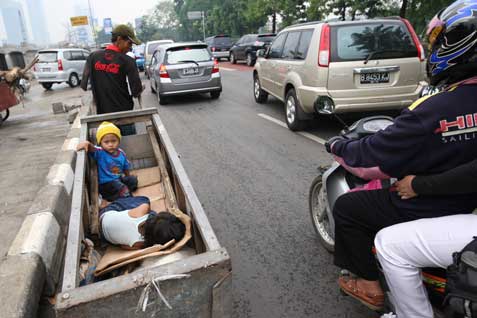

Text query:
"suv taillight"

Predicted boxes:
[[212, 59, 219, 73], [318, 24, 330, 67], [159, 64, 169, 78], [254, 41, 265, 46], [58, 59, 63, 71], [401, 18, 425, 61], [211, 47, 216, 52]]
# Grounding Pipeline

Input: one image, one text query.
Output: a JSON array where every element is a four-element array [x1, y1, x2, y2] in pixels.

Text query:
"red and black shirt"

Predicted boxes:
[[81, 44, 142, 114]]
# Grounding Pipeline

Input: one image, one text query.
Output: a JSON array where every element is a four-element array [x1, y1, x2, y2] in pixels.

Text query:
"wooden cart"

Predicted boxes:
[[56, 108, 232, 317]]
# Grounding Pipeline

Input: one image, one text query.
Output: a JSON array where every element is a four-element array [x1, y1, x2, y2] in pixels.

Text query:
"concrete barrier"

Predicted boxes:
[[0, 100, 91, 318]]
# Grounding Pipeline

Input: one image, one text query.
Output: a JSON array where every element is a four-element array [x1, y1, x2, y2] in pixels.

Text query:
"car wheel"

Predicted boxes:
[[158, 94, 169, 105], [246, 53, 255, 66], [253, 75, 268, 103], [285, 88, 307, 131], [151, 80, 157, 94], [309, 174, 334, 252], [41, 83, 53, 90], [230, 53, 236, 64], [68, 73, 80, 88], [210, 91, 220, 99]]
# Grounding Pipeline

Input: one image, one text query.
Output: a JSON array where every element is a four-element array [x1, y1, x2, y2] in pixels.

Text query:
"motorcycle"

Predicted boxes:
[[308, 112, 447, 316]]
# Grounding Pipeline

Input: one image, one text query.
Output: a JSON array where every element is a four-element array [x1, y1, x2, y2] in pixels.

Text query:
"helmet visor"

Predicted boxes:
[[426, 15, 445, 50]]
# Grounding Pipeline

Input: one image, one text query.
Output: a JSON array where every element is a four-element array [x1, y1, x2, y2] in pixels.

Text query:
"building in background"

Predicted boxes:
[[1, 0, 29, 46], [24, 0, 49, 46]]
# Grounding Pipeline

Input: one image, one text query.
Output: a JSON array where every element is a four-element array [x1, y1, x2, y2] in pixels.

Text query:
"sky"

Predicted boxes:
[[47, 0, 158, 43], [1, 0, 158, 44]]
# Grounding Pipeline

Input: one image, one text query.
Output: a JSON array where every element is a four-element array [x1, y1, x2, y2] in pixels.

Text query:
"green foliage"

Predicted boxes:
[[136, 0, 457, 43], [404, 0, 455, 36]]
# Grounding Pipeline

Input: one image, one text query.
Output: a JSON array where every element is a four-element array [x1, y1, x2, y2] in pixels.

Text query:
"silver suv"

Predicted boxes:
[[34, 48, 89, 90], [253, 18, 427, 130]]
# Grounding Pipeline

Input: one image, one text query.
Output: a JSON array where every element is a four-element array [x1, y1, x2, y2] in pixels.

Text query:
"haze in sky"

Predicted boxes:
[[45, 0, 158, 43]]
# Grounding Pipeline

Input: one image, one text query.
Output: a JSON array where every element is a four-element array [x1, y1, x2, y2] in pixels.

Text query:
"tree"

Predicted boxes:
[[136, 0, 181, 42], [306, 0, 327, 22], [404, 0, 454, 36]]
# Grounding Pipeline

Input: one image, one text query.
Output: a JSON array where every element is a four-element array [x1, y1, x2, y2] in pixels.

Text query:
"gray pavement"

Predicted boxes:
[[0, 82, 85, 259], [140, 65, 376, 318]]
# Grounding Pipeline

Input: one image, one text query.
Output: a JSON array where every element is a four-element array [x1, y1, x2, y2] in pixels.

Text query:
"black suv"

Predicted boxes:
[[205, 35, 234, 61], [229, 33, 275, 66]]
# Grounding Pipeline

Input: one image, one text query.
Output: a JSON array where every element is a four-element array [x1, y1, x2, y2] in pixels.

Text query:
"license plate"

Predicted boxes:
[[360, 72, 389, 84], [41, 68, 51, 72], [183, 67, 199, 75]]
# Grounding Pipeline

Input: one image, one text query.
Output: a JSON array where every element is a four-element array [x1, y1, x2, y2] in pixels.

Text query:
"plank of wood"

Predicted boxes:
[[147, 126, 178, 210], [80, 108, 158, 124], [62, 125, 87, 292], [89, 159, 99, 236], [152, 114, 221, 251]]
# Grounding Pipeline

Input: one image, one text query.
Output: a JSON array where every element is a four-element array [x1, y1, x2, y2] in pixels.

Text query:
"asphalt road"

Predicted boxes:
[[140, 63, 376, 318]]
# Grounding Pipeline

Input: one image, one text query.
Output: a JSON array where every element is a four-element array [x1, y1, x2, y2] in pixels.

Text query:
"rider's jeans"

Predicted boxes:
[[375, 214, 477, 318]]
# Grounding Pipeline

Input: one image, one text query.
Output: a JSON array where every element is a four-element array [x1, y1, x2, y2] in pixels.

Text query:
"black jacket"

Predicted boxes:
[[331, 82, 477, 218], [81, 45, 142, 114]]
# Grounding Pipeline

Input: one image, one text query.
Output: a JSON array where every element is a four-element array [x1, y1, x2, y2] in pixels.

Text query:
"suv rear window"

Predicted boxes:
[[331, 22, 417, 62], [257, 35, 275, 43], [213, 37, 232, 46], [165, 47, 212, 64], [38, 52, 57, 62]]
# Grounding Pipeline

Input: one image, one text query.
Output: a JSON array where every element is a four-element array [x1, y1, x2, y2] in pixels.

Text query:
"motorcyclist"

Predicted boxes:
[[375, 159, 477, 318], [325, 0, 477, 310]]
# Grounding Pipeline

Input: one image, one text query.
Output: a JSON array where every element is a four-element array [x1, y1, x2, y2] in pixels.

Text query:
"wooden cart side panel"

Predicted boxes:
[[80, 108, 158, 124], [61, 125, 87, 292], [56, 248, 231, 316], [212, 271, 233, 318], [152, 114, 221, 252]]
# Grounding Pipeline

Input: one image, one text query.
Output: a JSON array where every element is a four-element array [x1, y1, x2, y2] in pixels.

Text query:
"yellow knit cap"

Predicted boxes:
[[96, 121, 121, 144]]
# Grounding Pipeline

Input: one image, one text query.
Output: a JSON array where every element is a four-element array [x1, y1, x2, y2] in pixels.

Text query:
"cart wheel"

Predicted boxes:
[[1, 109, 10, 122]]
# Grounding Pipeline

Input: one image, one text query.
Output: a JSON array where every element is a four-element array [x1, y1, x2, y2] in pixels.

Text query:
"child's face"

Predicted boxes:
[[100, 134, 120, 154]]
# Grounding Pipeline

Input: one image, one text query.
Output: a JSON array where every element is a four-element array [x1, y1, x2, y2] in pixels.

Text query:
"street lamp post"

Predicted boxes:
[[87, 0, 98, 47], [202, 11, 205, 42]]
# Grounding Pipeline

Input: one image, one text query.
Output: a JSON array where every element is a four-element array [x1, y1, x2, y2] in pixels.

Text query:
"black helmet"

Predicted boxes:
[[426, 0, 477, 85]]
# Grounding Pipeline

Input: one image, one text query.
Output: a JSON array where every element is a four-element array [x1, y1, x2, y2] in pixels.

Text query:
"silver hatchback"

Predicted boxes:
[[34, 48, 89, 90], [149, 42, 222, 105]]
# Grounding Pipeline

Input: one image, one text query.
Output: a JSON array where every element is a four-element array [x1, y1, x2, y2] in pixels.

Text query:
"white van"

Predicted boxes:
[[34, 48, 90, 90], [144, 40, 174, 78]]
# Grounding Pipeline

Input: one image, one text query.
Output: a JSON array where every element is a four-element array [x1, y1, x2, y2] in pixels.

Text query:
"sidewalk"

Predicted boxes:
[[0, 83, 85, 259]]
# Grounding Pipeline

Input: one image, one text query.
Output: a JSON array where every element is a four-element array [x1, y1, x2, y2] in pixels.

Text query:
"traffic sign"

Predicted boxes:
[[70, 16, 89, 27], [187, 11, 203, 20]]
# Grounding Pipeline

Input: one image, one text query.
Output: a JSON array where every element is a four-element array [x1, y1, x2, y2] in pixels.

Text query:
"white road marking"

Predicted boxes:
[[219, 67, 237, 71], [257, 113, 326, 145]]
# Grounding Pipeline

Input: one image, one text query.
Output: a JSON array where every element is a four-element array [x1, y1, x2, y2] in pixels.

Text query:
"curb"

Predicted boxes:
[[0, 101, 90, 318]]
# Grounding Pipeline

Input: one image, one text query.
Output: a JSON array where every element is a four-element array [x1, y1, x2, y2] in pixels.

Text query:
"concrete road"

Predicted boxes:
[[0, 82, 85, 259], [140, 63, 377, 318]]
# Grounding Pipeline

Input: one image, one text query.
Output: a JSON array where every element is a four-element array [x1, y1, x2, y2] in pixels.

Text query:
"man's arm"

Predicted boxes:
[[126, 58, 143, 97], [411, 159, 477, 195], [80, 54, 92, 91], [331, 110, 428, 179]]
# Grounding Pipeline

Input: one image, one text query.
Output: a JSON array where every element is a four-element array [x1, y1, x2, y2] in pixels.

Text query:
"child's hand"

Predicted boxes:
[[76, 141, 91, 152], [395, 175, 417, 200]]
